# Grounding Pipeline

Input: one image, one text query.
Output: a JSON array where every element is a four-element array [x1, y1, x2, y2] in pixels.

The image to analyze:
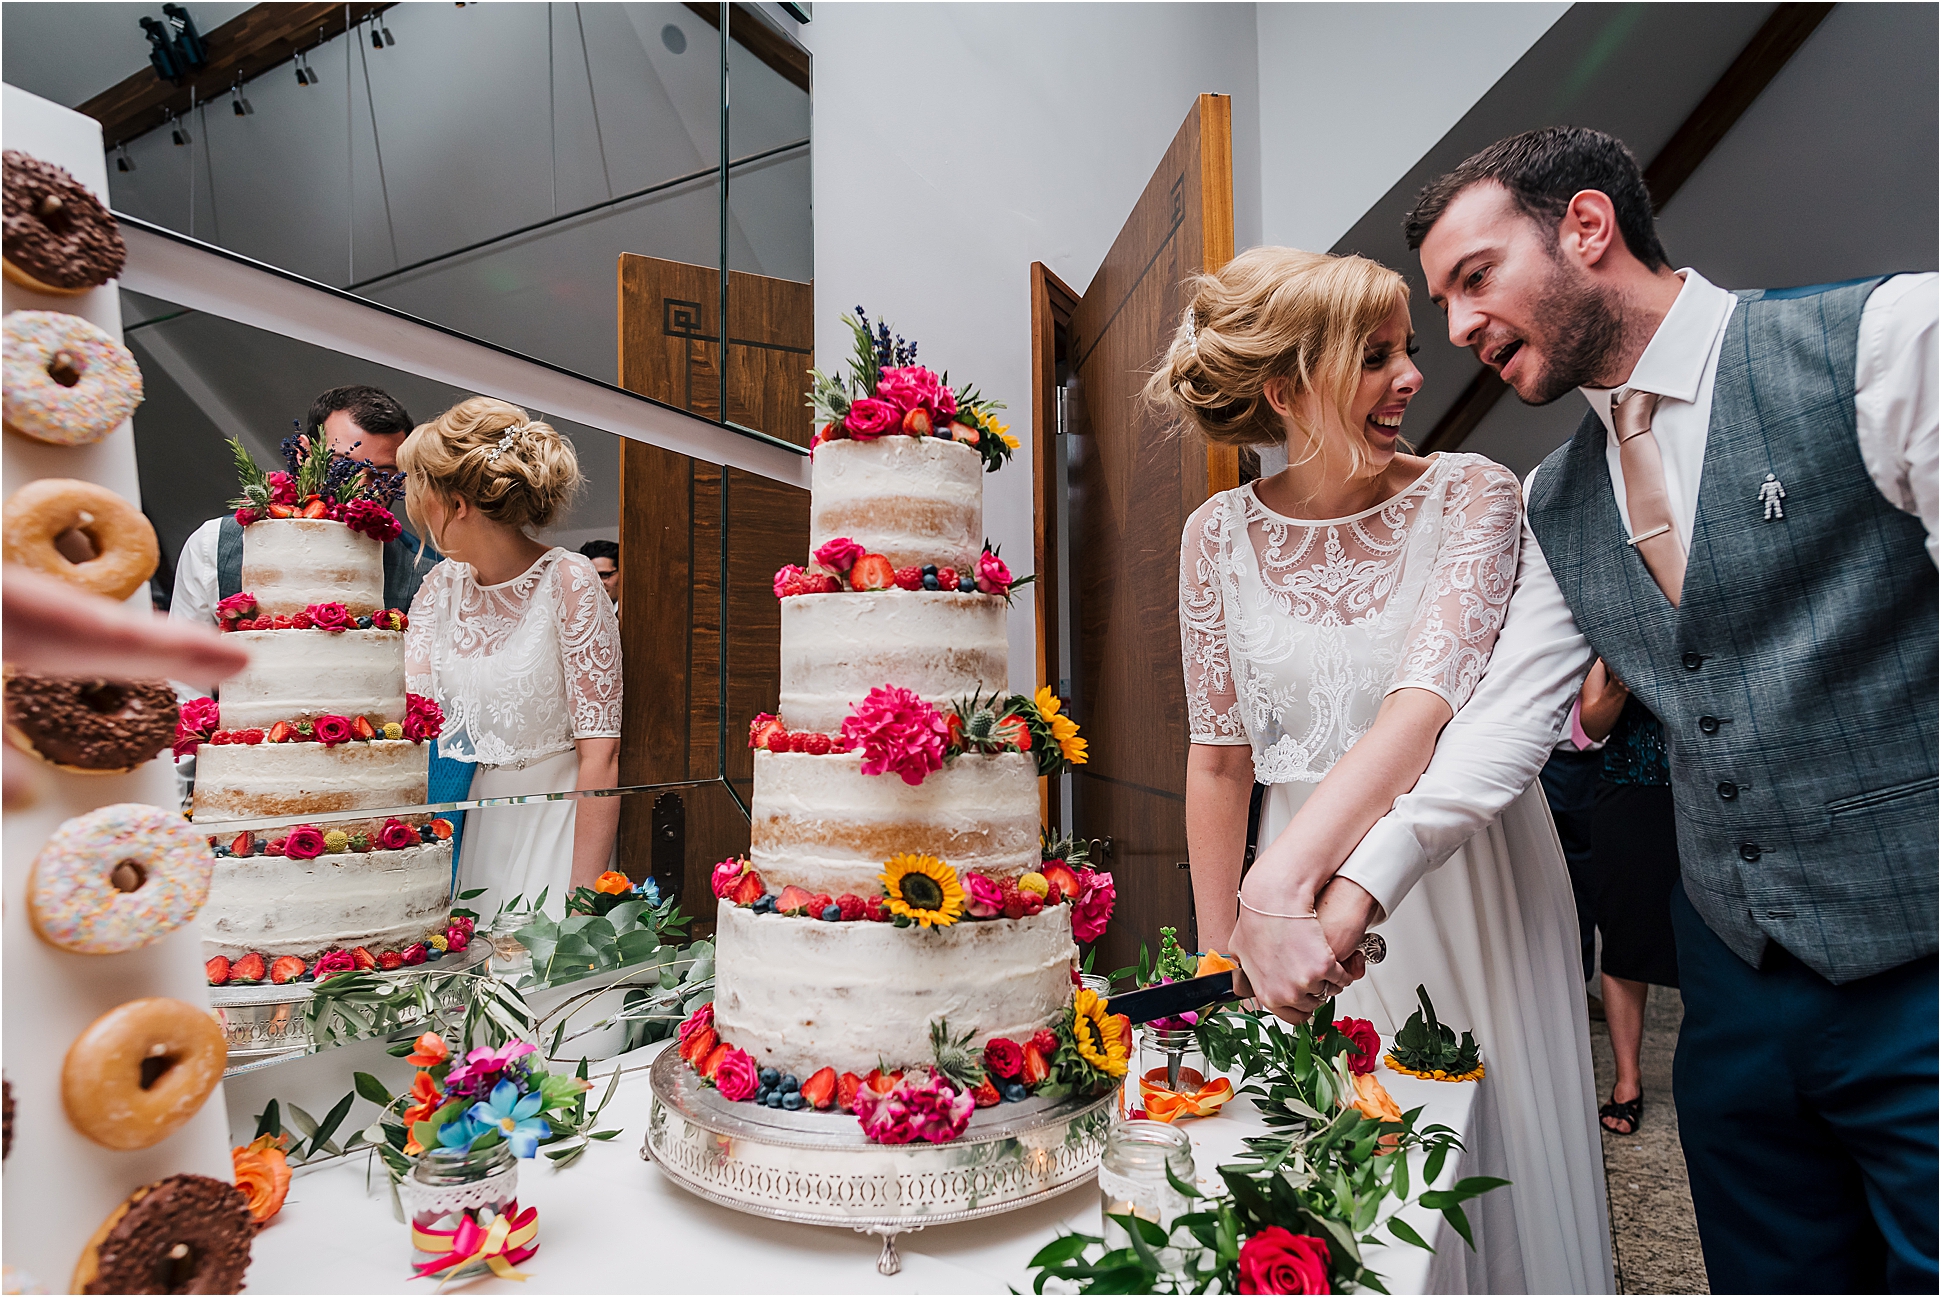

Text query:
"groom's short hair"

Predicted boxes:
[[1403, 126, 1668, 271]]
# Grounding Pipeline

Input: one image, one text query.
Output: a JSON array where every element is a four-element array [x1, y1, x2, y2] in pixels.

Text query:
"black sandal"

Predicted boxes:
[[1600, 1092, 1643, 1136]]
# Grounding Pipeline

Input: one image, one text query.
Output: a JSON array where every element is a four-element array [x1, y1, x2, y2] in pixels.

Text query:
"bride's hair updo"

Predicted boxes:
[[1144, 247, 1408, 454], [398, 396, 582, 532]]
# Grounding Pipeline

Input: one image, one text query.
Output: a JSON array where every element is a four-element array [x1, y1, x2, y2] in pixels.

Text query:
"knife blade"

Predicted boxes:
[[1103, 969, 1248, 1026]]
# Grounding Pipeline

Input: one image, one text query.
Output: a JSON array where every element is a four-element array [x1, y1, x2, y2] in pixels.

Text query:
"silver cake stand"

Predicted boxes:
[[642, 1046, 1114, 1274]]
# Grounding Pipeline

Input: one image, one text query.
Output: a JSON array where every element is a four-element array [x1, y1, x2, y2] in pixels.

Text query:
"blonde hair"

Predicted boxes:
[[397, 396, 582, 533], [1143, 247, 1408, 462]]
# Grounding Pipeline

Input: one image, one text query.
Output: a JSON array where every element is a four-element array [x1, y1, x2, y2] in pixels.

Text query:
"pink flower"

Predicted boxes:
[[215, 592, 258, 623], [713, 1048, 759, 1102], [964, 872, 1004, 918], [403, 694, 444, 742], [678, 1003, 716, 1049], [343, 499, 402, 543], [443, 1040, 537, 1095], [180, 696, 220, 733], [975, 548, 1012, 595], [773, 564, 807, 598], [445, 927, 470, 953], [306, 602, 352, 632], [313, 714, 353, 747], [711, 857, 747, 899], [283, 826, 328, 860], [855, 1070, 975, 1145], [234, 507, 264, 527], [266, 472, 298, 505], [1336, 1017, 1381, 1076], [377, 819, 419, 851], [842, 397, 899, 439], [1071, 868, 1116, 944], [311, 949, 355, 978], [874, 366, 958, 422], [840, 685, 947, 787], [400, 942, 429, 966], [1237, 1227, 1332, 1294], [813, 537, 866, 573]]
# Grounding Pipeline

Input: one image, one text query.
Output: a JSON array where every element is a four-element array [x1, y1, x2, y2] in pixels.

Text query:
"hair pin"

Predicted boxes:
[[485, 422, 531, 463]]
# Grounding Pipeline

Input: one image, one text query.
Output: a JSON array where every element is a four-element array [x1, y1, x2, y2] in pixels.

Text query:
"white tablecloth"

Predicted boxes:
[[242, 1040, 1489, 1294]]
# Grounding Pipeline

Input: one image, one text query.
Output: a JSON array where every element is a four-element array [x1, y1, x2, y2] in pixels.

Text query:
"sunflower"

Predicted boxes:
[[1034, 687, 1089, 766], [981, 410, 1020, 451], [1072, 988, 1130, 1078], [880, 853, 965, 928]]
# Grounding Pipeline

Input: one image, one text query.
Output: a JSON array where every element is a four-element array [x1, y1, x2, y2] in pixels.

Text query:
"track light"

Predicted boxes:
[[230, 84, 253, 115], [294, 54, 308, 86], [371, 27, 384, 48], [162, 4, 208, 68], [168, 113, 191, 146], [114, 145, 136, 174], [383, 25, 396, 43]]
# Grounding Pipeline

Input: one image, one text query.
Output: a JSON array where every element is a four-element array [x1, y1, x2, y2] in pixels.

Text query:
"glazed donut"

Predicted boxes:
[[71, 1173, 254, 1295], [61, 998, 227, 1151], [2, 311, 143, 446], [2, 152, 124, 295], [29, 804, 212, 955], [4, 670, 177, 774], [2, 478, 157, 599]]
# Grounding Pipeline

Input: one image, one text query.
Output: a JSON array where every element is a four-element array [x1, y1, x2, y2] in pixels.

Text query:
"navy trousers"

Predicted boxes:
[[1671, 881, 1938, 1292], [1539, 747, 1603, 983]]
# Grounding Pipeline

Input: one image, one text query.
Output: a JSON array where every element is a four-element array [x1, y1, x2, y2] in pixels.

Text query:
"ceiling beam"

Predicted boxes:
[[684, 2, 811, 93], [1419, 2, 1835, 455], [79, 2, 393, 150]]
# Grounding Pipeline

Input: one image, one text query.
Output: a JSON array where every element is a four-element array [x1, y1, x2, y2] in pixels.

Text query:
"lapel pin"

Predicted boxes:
[[1759, 473, 1786, 521]]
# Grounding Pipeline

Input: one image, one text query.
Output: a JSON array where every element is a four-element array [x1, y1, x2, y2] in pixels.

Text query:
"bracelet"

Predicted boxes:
[[1238, 894, 1319, 921]]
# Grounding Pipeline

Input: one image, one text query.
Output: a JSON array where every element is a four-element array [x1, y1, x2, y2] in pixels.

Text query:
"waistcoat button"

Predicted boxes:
[[1683, 652, 1705, 671], [1718, 781, 1738, 800], [1700, 716, 1720, 734], [1739, 842, 1762, 862]]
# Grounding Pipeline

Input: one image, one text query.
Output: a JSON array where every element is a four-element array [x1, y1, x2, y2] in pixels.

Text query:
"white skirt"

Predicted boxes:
[[457, 748, 581, 921], [1263, 780, 1614, 1295]]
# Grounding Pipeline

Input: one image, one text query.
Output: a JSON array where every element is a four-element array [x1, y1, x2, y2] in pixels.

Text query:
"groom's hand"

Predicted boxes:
[[1316, 878, 1382, 984]]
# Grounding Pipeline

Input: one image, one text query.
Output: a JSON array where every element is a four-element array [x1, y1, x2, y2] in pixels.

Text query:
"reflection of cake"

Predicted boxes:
[[188, 514, 457, 971]]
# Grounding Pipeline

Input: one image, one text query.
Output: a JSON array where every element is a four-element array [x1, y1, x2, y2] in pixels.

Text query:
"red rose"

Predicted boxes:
[[307, 602, 352, 632], [313, 715, 353, 747], [343, 499, 402, 543], [445, 927, 470, 953], [842, 397, 899, 439], [983, 1037, 1024, 1080], [400, 942, 429, 966], [404, 693, 444, 742], [377, 820, 418, 851], [283, 827, 328, 860], [1336, 1017, 1381, 1076], [1237, 1227, 1331, 1294], [312, 949, 355, 978], [234, 507, 263, 527]]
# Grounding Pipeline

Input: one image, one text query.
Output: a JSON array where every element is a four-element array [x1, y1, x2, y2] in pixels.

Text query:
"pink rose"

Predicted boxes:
[[215, 592, 258, 623], [311, 949, 355, 978], [874, 366, 958, 422], [813, 537, 866, 573], [266, 472, 298, 505], [842, 397, 899, 439], [975, 548, 1012, 595], [445, 927, 470, 953], [964, 872, 1004, 918], [1237, 1227, 1332, 1294], [839, 684, 947, 787], [713, 1047, 759, 1102], [343, 499, 402, 543], [403, 693, 444, 742], [313, 714, 353, 747], [678, 1002, 716, 1049], [711, 857, 747, 899], [1336, 1017, 1381, 1076], [306, 602, 352, 632], [283, 826, 328, 860], [377, 819, 418, 851], [1071, 868, 1116, 944]]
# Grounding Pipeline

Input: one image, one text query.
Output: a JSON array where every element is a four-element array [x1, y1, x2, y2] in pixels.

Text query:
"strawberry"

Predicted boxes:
[[849, 554, 895, 592], [836, 893, 867, 922], [971, 1076, 1002, 1108], [945, 712, 965, 751], [951, 419, 982, 445], [351, 715, 377, 741], [800, 732, 833, 756], [231, 952, 268, 984], [937, 567, 959, 590], [776, 885, 815, 915], [1021, 1044, 1050, 1086], [996, 714, 1034, 751], [429, 818, 454, 840], [378, 950, 404, 971], [729, 870, 766, 906], [1039, 861, 1081, 904], [1030, 1029, 1060, 1056], [229, 831, 255, 857], [700, 1041, 731, 1080], [800, 1066, 838, 1111], [750, 716, 788, 751], [807, 894, 833, 918], [838, 1072, 865, 1113], [267, 721, 295, 744], [893, 566, 924, 591], [205, 955, 232, 985], [864, 1067, 903, 1094], [680, 1025, 718, 1066], [350, 946, 377, 971], [901, 408, 933, 436], [267, 503, 297, 519], [269, 955, 306, 985]]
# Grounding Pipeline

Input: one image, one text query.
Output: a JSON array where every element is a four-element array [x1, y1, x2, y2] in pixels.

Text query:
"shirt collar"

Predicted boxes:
[[1580, 268, 1737, 428]]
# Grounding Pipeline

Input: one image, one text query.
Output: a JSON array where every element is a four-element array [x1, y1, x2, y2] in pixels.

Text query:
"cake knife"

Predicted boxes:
[[1101, 935, 1386, 1026]]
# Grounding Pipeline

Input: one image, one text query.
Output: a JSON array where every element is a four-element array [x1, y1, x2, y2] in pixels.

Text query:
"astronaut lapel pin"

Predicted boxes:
[[1759, 473, 1786, 521]]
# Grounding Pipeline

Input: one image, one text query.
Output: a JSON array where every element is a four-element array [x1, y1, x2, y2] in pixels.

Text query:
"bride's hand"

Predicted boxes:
[[1230, 880, 1354, 1027]]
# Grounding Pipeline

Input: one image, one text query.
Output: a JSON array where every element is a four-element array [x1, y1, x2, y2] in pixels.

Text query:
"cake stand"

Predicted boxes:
[[642, 1047, 1114, 1274]]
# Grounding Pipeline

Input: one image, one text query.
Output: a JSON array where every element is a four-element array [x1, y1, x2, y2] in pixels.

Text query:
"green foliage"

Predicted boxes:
[[928, 1018, 987, 1092], [305, 965, 534, 1056], [227, 437, 271, 511], [1389, 985, 1482, 1076], [1153, 927, 1199, 985], [512, 891, 693, 989]]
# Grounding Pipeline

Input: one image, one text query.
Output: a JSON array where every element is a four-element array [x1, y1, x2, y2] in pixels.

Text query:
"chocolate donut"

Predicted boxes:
[[71, 1174, 254, 1295], [2, 152, 124, 296], [4, 671, 177, 774], [3, 1075, 12, 1160]]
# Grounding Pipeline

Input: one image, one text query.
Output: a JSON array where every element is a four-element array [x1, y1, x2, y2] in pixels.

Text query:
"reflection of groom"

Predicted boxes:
[[1327, 127, 1935, 1291]]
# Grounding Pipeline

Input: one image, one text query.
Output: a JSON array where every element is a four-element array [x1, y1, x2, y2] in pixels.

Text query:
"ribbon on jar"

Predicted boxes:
[[1138, 1067, 1235, 1123], [410, 1201, 539, 1285]]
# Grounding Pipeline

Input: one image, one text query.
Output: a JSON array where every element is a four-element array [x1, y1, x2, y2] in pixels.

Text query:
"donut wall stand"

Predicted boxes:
[[2, 85, 240, 1291]]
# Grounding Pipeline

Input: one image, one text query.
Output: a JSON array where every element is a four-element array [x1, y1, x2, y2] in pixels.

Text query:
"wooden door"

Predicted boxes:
[[1039, 95, 1237, 974], [615, 256, 812, 927]]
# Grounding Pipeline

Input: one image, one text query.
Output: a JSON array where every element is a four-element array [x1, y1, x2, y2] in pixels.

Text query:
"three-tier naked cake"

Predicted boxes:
[[664, 310, 1124, 1141], [182, 437, 472, 988]]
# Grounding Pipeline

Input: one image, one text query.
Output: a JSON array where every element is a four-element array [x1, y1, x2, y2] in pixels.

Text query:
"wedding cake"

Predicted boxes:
[[675, 312, 1125, 1130], [183, 440, 468, 986]]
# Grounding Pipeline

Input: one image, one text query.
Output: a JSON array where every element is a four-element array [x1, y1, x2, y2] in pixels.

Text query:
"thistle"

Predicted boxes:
[[1039, 829, 1091, 872], [948, 688, 1005, 754], [928, 1017, 986, 1092], [227, 437, 271, 511]]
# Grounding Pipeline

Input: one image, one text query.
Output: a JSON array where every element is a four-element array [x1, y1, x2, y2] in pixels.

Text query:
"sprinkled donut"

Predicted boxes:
[[2, 152, 124, 296], [29, 804, 212, 955], [71, 1173, 253, 1295], [2, 478, 157, 600], [61, 999, 227, 1152], [5, 670, 178, 774], [2, 311, 142, 446]]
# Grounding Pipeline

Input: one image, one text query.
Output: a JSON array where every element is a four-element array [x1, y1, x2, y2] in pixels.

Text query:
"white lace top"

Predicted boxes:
[[1180, 453, 1521, 784], [405, 548, 622, 768]]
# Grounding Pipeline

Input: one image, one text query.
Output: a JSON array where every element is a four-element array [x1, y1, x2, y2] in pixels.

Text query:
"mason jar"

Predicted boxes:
[[1136, 1025, 1209, 1118], [488, 913, 533, 977], [1098, 1119, 1194, 1261], [401, 1142, 518, 1258]]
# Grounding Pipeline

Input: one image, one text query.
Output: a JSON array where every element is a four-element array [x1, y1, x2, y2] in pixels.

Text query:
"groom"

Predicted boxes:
[[1324, 126, 1936, 1292]]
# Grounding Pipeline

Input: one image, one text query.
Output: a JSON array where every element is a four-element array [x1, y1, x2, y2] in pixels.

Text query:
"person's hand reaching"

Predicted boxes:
[[1230, 876, 1356, 1027], [1316, 875, 1383, 983]]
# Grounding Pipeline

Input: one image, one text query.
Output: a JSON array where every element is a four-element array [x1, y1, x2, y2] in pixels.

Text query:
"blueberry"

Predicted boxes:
[[753, 895, 775, 913], [766, 1091, 783, 1107], [760, 1067, 779, 1087], [356, 615, 373, 629], [821, 903, 843, 921], [781, 1074, 799, 1092], [921, 564, 938, 576], [958, 576, 977, 593], [922, 574, 941, 591], [781, 1092, 804, 1111], [1002, 1082, 1028, 1103], [754, 1087, 771, 1104]]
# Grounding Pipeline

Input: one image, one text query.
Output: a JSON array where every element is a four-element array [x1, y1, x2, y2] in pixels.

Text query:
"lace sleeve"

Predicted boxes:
[[1389, 458, 1522, 711], [403, 561, 444, 698], [1180, 497, 1249, 744], [554, 553, 622, 739]]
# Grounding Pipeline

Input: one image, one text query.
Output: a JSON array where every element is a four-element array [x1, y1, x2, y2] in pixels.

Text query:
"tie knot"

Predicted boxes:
[[1613, 389, 1660, 443]]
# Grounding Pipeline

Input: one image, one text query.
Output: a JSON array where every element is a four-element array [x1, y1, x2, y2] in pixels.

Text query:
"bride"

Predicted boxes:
[[1156, 248, 1611, 1293]]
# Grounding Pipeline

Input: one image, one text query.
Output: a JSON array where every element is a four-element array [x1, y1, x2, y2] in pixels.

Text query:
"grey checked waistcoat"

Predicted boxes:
[[1527, 277, 1937, 985]]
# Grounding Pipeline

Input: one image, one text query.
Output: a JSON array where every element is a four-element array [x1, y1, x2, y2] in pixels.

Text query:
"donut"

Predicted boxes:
[[3, 1074, 12, 1159], [4, 670, 177, 774], [71, 1174, 253, 1295], [29, 804, 212, 955], [2, 311, 143, 446], [1, 152, 125, 295], [61, 999, 227, 1151], [2, 478, 157, 599]]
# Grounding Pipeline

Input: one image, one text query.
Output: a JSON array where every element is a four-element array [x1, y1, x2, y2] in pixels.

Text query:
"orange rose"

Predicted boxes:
[[594, 870, 633, 895], [231, 1134, 292, 1225], [404, 1032, 449, 1068], [400, 1072, 446, 1154], [1349, 1071, 1404, 1124]]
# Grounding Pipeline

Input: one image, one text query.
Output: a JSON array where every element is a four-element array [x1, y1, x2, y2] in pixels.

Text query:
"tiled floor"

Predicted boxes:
[[1588, 985, 1710, 1294]]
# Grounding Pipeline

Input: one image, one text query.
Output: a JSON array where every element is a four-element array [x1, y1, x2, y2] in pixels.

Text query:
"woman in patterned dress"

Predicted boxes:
[[1156, 248, 1611, 1292]]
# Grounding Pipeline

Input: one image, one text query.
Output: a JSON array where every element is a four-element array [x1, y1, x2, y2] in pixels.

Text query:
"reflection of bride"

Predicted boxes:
[[399, 397, 622, 919], [1162, 250, 1611, 1292]]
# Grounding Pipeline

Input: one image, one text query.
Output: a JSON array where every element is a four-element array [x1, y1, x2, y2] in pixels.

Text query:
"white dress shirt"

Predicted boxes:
[[169, 516, 225, 632], [1337, 270, 1939, 921]]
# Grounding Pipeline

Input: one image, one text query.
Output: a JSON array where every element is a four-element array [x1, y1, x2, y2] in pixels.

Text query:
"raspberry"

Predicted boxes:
[[810, 572, 842, 594], [1002, 887, 1028, 921], [788, 731, 818, 753], [893, 566, 924, 591], [1030, 1029, 1060, 1056], [807, 893, 833, 917], [937, 567, 959, 590], [801, 732, 832, 756], [1019, 890, 1045, 917], [836, 894, 867, 921], [864, 895, 892, 922]]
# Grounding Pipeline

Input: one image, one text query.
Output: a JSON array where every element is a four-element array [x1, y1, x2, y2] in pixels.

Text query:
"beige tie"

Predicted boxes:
[[1613, 388, 1686, 607]]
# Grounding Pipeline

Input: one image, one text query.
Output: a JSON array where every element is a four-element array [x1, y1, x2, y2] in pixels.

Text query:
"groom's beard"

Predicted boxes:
[[1512, 258, 1625, 406]]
